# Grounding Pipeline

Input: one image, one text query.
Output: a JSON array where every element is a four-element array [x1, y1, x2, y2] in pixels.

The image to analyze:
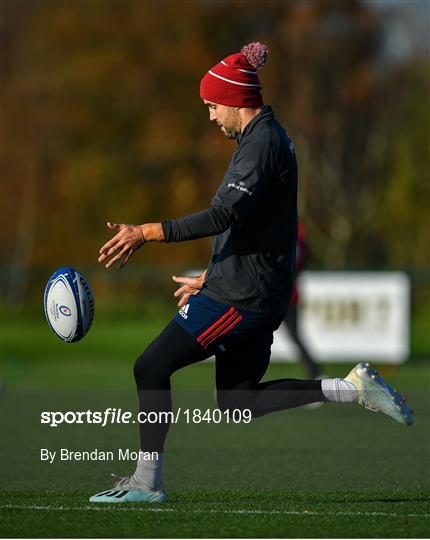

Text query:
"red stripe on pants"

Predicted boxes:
[[200, 312, 240, 348], [197, 307, 236, 344], [203, 313, 244, 348]]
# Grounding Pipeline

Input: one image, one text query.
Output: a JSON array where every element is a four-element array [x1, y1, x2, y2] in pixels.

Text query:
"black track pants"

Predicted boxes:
[[134, 319, 325, 452]]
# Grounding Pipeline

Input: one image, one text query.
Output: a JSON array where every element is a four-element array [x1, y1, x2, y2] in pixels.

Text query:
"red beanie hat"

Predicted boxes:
[[200, 42, 268, 108]]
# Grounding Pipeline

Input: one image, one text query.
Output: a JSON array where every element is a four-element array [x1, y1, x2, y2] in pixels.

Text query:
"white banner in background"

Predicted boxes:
[[271, 272, 410, 363]]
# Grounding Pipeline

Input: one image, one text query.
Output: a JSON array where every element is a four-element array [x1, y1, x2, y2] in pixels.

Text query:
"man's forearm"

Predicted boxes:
[[141, 223, 165, 242], [162, 206, 234, 243]]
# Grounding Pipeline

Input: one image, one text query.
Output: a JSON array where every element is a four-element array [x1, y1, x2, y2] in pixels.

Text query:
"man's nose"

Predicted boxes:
[[209, 110, 217, 122]]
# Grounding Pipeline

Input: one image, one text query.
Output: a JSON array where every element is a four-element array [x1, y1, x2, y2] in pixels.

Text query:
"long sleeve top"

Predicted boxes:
[[162, 105, 298, 315]]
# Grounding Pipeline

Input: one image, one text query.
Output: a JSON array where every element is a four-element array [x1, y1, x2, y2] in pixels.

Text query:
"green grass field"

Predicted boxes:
[[1, 314, 429, 537]]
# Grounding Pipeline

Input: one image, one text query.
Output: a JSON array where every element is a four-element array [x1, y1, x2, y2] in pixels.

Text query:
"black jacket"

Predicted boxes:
[[162, 105, 298, 315]]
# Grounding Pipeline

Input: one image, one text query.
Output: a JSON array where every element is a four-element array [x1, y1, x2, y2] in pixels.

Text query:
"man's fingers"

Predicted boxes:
[[98, 223, 122, 255], [173, 284, 193, 298], [172, 275, 195, 284], [105, 244, 130, 269], [98, 239, 122, 261], [119, 248, 134, 270], [172, 275, 201, 287], [178, 293, 191, 307], [107, 241, 125, 257], [99, 231, 124, 255]]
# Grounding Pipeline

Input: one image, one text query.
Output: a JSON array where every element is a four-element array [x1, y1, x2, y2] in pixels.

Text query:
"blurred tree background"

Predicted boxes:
[[0, 0, 428, 346]]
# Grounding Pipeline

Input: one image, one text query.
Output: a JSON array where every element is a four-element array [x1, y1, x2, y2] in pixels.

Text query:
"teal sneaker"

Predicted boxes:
[[89, 474, 167, 503], [345, 362, 414, 426]]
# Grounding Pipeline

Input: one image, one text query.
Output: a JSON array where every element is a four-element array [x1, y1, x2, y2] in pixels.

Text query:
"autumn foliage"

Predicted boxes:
[[1, 0, 428, 303]]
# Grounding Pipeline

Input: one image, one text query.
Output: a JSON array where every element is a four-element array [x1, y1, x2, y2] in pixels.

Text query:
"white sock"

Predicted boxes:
[[321, 378, 358, 403], [134, 451, 164, 489]]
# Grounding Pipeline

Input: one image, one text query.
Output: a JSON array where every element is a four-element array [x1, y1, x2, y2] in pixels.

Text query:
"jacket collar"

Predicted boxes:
[[237, 105, 273, 144]]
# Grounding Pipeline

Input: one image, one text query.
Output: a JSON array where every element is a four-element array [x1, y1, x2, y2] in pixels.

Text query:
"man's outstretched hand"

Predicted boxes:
[[98, 222, 145, 269], [173, 270, 207, 307]]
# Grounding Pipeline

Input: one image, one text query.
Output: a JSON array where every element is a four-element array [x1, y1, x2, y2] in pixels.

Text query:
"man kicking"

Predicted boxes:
[[90, 42, 413, 504]]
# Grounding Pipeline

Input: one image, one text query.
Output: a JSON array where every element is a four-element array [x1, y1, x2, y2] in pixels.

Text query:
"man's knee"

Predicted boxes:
[[134, 343, 169, 389]]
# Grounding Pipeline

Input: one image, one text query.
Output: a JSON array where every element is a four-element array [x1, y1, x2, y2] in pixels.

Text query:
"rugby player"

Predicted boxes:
[[91, 43, 414, 503]]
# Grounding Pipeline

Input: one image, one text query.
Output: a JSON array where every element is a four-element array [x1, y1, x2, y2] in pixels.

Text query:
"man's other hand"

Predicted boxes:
[[172, 270, 207, 307]]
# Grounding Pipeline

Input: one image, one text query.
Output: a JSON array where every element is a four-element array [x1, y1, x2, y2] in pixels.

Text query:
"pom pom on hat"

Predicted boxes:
[[241, 42, 269, 69]]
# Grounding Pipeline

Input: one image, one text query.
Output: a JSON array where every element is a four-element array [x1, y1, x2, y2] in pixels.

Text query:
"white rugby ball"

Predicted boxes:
[[44, 267, 95, 342]]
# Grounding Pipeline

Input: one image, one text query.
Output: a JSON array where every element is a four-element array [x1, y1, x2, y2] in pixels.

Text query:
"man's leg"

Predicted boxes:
[[90, 319, 210, 503], [134, 319, 209, 452], [215, 329, 413, 425], [215, 327, 326, 417]]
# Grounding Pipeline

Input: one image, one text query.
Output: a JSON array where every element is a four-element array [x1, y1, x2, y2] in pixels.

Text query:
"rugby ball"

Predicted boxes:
[[44, 267, 95, 342]]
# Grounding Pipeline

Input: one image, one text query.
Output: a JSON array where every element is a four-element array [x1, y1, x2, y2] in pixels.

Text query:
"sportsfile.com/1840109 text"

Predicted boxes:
[[40, 408, 252, 427]]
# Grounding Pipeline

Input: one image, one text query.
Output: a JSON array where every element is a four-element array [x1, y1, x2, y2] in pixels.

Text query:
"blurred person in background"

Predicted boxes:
[[91, 42, 414, 504], [283, 220, 323, 379]]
